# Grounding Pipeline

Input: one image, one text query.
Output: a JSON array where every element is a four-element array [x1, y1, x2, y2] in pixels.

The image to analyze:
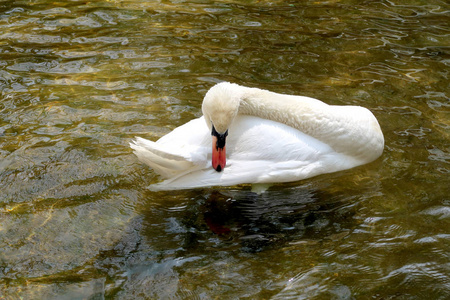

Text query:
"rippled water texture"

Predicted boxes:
[[1, 0, 449, 298]]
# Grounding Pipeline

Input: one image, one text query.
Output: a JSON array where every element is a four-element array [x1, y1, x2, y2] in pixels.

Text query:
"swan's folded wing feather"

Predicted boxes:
[[130, 137, 196, 178]]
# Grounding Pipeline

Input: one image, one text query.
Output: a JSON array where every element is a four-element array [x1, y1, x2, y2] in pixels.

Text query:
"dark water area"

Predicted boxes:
[[0, 0, 449, 298]]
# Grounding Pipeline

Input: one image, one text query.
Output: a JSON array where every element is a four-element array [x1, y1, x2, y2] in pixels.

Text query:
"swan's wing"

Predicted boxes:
[[130, 137, 195, 178], [130, 118, 210, 179]]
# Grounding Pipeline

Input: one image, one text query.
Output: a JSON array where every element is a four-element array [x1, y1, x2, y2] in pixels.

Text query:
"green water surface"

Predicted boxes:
[[1, 0, 449, 299]]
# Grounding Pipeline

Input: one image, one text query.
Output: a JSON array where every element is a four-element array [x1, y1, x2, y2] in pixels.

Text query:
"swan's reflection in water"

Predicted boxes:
[[130, 186, 360, 298], [166, 186, 356, 253]]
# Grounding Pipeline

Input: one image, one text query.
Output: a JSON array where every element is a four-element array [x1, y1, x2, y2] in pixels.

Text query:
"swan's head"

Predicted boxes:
[[202, 82, 243, 172]]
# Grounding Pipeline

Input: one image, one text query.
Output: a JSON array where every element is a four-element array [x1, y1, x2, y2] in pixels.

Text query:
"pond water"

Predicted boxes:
[[1, 0, 449, 298]]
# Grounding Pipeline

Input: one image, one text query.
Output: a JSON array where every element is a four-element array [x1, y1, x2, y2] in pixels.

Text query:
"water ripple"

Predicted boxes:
[[0, 0, 449, 298]]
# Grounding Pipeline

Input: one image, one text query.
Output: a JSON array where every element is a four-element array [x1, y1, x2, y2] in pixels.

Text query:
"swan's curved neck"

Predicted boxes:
[[236, 86, 384, 162], [238, 87, 328, 134]]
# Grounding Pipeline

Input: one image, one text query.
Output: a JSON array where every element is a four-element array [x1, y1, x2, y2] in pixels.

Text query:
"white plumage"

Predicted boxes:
[[130, 82, 384, 191]]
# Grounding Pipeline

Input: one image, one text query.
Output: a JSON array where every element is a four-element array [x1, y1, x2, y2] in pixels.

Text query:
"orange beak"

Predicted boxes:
[[211, 126, 228, 172]]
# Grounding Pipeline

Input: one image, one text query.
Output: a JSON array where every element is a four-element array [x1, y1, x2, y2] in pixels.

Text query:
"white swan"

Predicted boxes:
[[130, 82, 384, 191]]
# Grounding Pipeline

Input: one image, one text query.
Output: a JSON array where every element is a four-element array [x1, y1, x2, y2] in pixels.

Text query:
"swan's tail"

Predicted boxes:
[[130, 137, 195, 178]]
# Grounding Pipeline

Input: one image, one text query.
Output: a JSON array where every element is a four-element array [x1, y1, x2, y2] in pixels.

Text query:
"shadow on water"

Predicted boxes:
[[142, 186, 358, 254], [92, 185, 364, 298]]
